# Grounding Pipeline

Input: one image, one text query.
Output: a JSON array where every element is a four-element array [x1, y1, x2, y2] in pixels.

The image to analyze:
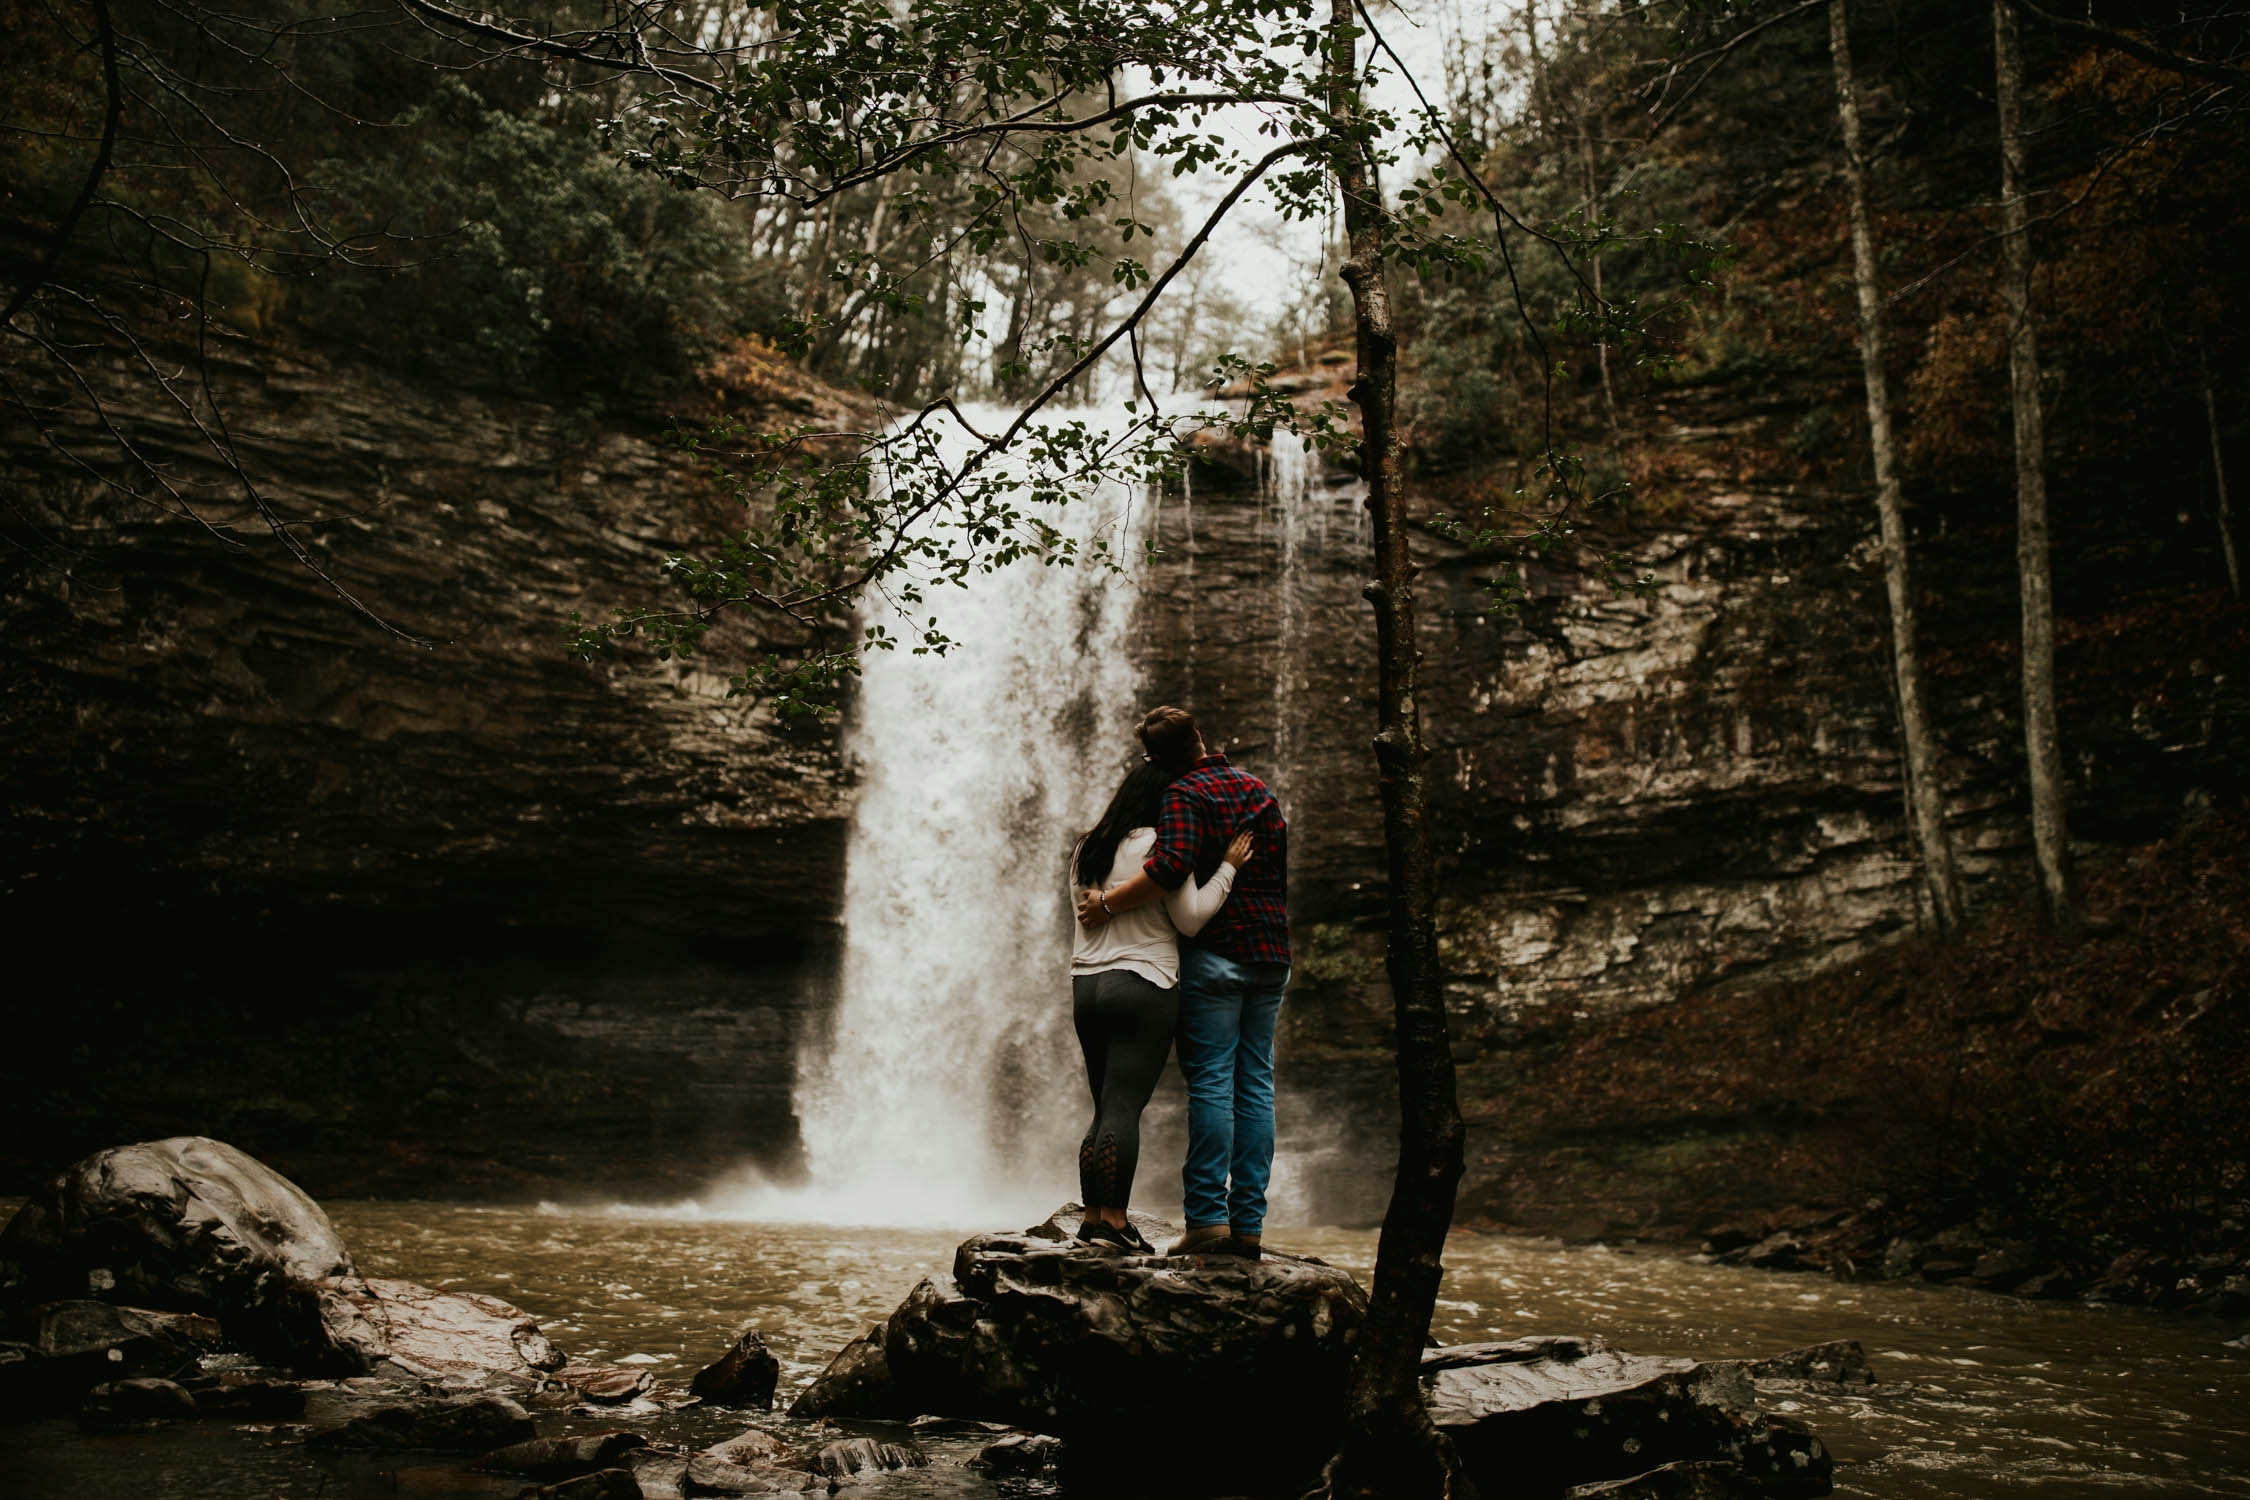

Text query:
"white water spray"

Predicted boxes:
[[712, 406, 1154, 1227]]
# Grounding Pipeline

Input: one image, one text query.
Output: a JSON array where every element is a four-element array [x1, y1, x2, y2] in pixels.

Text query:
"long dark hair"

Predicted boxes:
[[1076, 761, 1177, 887]]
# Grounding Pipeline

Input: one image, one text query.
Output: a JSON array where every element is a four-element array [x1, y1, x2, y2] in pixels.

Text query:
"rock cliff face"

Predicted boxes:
[[3, 339, 2235, 1208], [0, 338, 861, 1194], [1131, 371, 2240, 1222]]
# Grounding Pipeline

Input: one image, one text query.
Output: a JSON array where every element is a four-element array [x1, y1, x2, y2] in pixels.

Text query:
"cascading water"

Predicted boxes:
[[718, 405, 1155, 1227]]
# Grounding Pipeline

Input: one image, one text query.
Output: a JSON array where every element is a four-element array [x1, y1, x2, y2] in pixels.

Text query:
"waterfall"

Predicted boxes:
[[716, 405, 1154, 1227]]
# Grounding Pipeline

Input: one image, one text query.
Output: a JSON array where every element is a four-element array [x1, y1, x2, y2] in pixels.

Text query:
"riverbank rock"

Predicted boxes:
[[279, 1275, 565, 1379], [80, 1376, 199, 1427], [690, 1325, 780, 1408], [1424, 1337, 1831, 1498], [477, 1430, 651, 1479], [517, 1471, 644, 1500], [0, 1138, 353, 1318], [307, 1391, 537, 1450], [793, 1205, 1365, 1481]]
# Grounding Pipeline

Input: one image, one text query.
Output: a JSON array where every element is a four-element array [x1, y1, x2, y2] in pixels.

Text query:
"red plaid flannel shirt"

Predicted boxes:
[[1143, 753, 1290, 967]]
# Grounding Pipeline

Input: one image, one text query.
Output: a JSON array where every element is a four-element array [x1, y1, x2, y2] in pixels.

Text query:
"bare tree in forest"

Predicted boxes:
[[1992, 0, 2078, 931], [1829, 0, 1965, 930], [2203, 348, 2242, 599]]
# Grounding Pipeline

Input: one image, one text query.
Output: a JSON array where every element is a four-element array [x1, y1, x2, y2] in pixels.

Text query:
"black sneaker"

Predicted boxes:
[[1116, 1221, 1155, 1254], [1075, 1219, 1135, 1251]]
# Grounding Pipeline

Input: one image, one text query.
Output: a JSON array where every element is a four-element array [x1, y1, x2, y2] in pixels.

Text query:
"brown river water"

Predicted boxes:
[[3, 1202, 2245, 1498]]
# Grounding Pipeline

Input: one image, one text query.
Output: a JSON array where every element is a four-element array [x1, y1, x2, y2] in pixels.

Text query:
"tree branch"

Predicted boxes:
[[2, 0, 122, 328], [2012, 0, 2250, 90]]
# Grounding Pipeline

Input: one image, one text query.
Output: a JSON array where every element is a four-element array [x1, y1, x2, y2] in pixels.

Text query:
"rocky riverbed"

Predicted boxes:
[[3, 1141, 2246, 1498]]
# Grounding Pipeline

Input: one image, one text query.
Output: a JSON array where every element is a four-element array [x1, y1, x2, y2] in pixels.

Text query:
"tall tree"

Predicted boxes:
[[1992, 0, 2078, 931], [1828, 0, 1966, 930], [1324, 1, 1467, 1488]]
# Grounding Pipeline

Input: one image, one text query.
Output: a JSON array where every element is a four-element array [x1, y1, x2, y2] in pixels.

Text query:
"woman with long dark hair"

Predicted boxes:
[[1068, 760, 1252, 1250]]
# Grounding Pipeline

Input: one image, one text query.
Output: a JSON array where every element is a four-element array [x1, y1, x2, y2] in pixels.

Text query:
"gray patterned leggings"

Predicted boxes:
[[1071, 968, 1180, 1210]]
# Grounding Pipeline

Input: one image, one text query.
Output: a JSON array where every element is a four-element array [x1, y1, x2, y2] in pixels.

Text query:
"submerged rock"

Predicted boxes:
[[307, 1391, 537, 1450], [1424, 1338, 1831, 1499], [690, 1325, 780, 1408], [80, 1376, 199, 1426], [1747, 1341, 1874, 1386], [969, 1433, 1065, 1474], [0, 1138, 353, 1318], [809, 1436, 926, 1477], [14, 1299, 223, 1402], [794, 1206, 1365, 1480], [478, 1430, 652, 1479]]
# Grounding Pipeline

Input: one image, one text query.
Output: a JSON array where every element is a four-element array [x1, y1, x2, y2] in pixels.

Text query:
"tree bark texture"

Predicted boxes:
[[1829, 0, 1965, 931], [1325, 1, 1469, 1494], [1993, 0, 2077, 932]]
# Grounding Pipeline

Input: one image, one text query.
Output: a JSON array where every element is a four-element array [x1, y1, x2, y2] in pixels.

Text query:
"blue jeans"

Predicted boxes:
[[1176, 946, 1290, 1235]]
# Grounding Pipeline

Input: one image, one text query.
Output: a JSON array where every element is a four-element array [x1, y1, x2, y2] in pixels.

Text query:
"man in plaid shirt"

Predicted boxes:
[[1075, 705, 1290, 1258]]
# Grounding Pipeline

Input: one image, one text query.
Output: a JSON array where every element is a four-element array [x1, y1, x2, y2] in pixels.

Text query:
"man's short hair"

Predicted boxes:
[[1138, 705, 1202, 772]]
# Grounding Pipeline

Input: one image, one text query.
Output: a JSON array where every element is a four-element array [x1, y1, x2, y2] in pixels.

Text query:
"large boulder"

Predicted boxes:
[[0, 1138, 352, 1319], [1424, 1338, 1832, 1499], [274, 1275, 565, 1379], [794, 1206, 1366, 1482]]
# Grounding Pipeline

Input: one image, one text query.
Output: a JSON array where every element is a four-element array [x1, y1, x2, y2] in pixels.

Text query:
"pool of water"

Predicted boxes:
[[3, 1203, 2245, 1497]]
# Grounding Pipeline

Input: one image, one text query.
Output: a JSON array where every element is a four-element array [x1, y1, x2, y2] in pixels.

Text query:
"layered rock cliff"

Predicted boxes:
[[0, 336, 863, 1194], [3, 336, 2238, 1213]]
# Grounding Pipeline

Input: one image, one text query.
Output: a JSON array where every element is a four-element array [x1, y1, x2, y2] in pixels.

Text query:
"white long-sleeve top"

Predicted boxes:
[[1069, 826, 1237, 988]]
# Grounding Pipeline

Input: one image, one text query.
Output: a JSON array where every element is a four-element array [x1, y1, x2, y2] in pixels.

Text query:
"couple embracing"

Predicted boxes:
[[1067, 705, 1290, 1259]]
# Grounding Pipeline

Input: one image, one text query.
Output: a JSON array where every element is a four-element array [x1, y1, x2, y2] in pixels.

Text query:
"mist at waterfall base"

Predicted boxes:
[[697, 404, 1159, 1229]]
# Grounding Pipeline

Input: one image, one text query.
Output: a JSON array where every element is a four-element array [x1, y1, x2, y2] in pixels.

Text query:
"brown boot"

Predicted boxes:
[[1222, 1231, 1263, 1260], [1166, 1224, 1231, 1256]]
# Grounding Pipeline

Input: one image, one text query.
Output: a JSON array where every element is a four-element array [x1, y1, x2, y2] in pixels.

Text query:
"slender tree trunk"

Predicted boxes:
[[2203, 348, 2242, 598], [1325, 2, 1469, 1494], [1830, 0, 1965, 931], [1578, 117, 1619, 434], [1993, 0, 2077, 932]]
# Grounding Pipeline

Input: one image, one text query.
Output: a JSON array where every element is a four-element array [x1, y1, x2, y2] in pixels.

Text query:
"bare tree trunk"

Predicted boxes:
[[1830, 0, 1965, 931], [1993, 0, 2077, 932], [2203, 347, 2242, 598], [1578, 117, 1620, 434], [1325, 2, 1469, 1494]]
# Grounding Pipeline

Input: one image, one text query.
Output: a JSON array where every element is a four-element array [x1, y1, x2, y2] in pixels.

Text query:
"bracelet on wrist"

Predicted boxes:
[[1098, 891, 1114, 915]]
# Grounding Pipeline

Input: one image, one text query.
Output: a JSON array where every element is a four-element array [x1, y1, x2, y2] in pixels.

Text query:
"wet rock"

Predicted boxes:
[[1565, 1461, 1757, 1499], [267, 1275, 565, 1379], [1741, 1234, 1814, 1273], [681, 1455, 823, 1494], [627, 1450, 693, 1500], [1424, 1337, 1832, 1498], [1700, 1227, 1760, 1257], [559, 1364, 657, 1403], [789, 1325, 902, 1421], [1877, 1238, 1922, 1279], [0, 1138, 352, 1318], [0, 1340, 40, 1402], [690, 1326, 780, 1409], [969, 1433, 1065, 1474], [1971, 1247, 2040, 1290], [796, 1208, 1365, 1480], [1747, 1342, 1874, 1386], [517, 1471, 644, 1500], [26, 1300, 220, 1395], [479, 1430, 651, 1479], [80, 1376, 199, 1426], [307, 1392, 536, 1450], [809, 1436, 926, 1477], [190, 1372, 311, 1419], [702, 1429, 794, 1467]]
